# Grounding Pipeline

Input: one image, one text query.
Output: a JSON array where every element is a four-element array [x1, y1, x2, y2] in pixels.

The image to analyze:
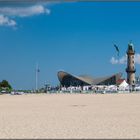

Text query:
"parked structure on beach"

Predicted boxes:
[[126, 43, 136, 87]]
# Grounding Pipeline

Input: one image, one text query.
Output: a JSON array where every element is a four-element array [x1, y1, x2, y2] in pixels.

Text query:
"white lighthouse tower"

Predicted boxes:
[[126, 43, 136, 89]]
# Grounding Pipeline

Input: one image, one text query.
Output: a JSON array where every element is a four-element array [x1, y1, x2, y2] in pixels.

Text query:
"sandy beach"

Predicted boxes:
[[0, 93, 140, 139]]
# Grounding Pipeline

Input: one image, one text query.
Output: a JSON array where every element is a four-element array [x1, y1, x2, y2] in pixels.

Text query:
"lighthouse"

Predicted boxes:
[[126, 43, 136, 88]]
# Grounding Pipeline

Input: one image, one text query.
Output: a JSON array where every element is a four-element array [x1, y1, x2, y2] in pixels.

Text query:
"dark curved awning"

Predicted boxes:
[[57, 71, 122, 87]]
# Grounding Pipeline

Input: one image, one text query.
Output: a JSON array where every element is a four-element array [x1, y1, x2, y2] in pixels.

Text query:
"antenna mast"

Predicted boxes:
[[35, 63, 40, 91]]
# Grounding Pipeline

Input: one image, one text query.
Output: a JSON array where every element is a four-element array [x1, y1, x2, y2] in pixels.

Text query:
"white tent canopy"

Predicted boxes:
[[119, 80, 128, 88], [118, 80, 129, 91]]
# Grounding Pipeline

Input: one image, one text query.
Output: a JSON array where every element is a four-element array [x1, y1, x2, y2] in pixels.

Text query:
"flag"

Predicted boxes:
[[37, 68, 40, 73], [114, 44, 120, 57]]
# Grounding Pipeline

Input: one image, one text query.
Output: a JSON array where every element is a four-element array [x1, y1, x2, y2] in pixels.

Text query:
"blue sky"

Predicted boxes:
[[0, 1, 140, 90]]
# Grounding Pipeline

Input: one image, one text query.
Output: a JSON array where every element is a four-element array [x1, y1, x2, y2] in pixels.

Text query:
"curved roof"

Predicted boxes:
[[57, 71, 93, 85], [57, 71, 122, 87]]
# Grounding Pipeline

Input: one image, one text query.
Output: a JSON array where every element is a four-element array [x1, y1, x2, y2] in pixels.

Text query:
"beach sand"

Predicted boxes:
[[0, 93, 140, 139]]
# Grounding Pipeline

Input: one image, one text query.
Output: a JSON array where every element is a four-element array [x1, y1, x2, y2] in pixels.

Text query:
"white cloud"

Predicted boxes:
[[110, 57, 119, 64], [110, 53, 140, 65], [0, 14, 16, 27], [135, 54, 140, 64], [0, 5, 50, 17], [0, 4, 50, 27], [119, 55, 127, 64]]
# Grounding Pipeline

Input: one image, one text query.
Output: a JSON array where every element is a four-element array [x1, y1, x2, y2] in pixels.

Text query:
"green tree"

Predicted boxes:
[[0, 80, 12, 92]]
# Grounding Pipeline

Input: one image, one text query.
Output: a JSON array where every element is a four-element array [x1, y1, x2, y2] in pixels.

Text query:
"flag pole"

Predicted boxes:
[[35, 63, 39, 91]]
